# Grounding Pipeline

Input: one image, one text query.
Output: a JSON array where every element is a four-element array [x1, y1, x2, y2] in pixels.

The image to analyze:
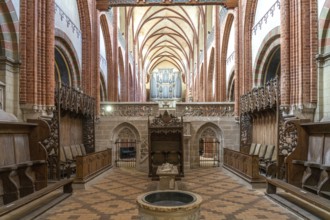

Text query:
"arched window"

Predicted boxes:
[[262, 46, 280, 85], [55, 47, 72, 86], [100, 72, 107, 101]]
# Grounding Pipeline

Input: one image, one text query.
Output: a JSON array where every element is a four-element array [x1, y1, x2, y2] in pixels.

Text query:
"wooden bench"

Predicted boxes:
[[223, 143, 277, 183], [0, 178, 73, 217], [75, 148, 112, 184], [223, 148, 264, 183], [266, 178, 330, 213], [58, 144, 87, 178]]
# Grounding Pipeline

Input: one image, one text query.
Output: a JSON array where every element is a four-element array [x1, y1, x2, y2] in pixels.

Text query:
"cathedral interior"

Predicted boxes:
[[1, 0, 330, 219]]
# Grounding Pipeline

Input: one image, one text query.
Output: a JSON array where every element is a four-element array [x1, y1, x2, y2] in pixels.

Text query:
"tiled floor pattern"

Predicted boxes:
[[37, 167, 300, 220]]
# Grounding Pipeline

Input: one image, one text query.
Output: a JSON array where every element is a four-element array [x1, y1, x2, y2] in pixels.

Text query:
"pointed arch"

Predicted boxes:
[[253, 27, 280, 86], [0, 0, 19, 60], [220, 12, 234, 101], [242, 0, 258, 92], [55, 29, 81, 88], [100, 14, 115, 101], [320, 2, 330, 54], [192, 122, 223, 168]]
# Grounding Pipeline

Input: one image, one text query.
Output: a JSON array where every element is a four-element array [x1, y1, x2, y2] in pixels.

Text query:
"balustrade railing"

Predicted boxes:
[[226, 51, 235, 64], [176, 102, 235, 117], [252, 0, 280, 35], [101, 102, 159, 116], [101, 102, 235, 117], [55, 3, 81, 38]]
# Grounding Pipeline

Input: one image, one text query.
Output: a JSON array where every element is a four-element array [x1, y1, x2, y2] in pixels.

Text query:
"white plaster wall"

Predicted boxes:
[[55, 1, 82, 65], [226, 24, 235, 86], [100, 26, 108, 85], [11, 0, 20, 20], [252, 0, 280, 68], [319, 0, 327, 17], [317, 64, 330, 121], [317, 0, 330, 121]]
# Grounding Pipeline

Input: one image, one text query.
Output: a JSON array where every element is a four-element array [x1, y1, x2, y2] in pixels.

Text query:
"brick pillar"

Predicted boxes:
[[281, 0, 317, 120], [92, 4, 100, 116], [215, 6, 221, 102], [19, 0, 55, 120], [280, 0, 290, 109], [113, 8, 119, 101], [203, 12, 207, 102], [234, 7, 240, 117], [124, 8, 129, 102]]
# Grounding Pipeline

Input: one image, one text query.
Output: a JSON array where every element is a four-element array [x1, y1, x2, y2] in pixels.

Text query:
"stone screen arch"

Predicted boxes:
[[112, 123, 143, 168], [192, 123, 223, 168]]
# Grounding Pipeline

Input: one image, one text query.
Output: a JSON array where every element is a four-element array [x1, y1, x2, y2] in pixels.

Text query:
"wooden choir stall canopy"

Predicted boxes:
[[148, 110, 184, 180]]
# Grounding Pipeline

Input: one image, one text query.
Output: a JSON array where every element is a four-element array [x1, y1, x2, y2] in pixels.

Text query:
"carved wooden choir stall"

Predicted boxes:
[[0, 110, 73, 218], [148, 111, 184, 180], [223, 78, 279, 183], [266, 120, 330, 215], [43, 83, 112, 183]]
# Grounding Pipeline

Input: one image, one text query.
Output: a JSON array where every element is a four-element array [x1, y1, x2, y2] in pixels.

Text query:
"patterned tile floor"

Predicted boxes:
[[37, 167, 300, 220]]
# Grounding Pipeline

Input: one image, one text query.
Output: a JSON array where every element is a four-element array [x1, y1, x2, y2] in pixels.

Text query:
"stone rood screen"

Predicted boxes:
[[96, 0, 238, 10]]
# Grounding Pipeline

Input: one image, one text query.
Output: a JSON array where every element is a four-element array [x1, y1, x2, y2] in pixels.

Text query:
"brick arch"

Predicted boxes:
[[55, 29, 81, 88], [220, 12, 234, 101], [76, 0, 92, 95], [253, 27, 280, 86], [100, 14, 115, 101], [0, 0, 19, 60], [206, 47, 215, 101], [320, 2, 330, 54], [241, 0, 258, 93]]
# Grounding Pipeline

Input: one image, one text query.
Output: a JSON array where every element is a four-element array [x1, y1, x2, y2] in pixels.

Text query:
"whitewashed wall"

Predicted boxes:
[[226, 23, 235, 86], [55, 0, 82, 66], [319, 0, 327, 17], [11, 0, 20, 19], [251, 0, 280, 72], [317, 0, 330, 121]]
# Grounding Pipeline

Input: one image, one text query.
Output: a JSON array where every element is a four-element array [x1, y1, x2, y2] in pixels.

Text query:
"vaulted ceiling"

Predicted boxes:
[[134, 6, 198, 75]]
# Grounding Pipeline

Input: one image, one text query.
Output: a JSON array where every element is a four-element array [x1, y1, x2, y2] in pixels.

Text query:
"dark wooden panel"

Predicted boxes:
[[14, 134, 30, 163], [324, 134, 330, 164], [60, 115, 83, 146], [0, 135, 15, 166], [307, 135, 324, 163]]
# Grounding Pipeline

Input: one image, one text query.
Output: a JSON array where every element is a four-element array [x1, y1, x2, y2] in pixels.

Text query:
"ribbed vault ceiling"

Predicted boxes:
[[129, 6, 202, 83]]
